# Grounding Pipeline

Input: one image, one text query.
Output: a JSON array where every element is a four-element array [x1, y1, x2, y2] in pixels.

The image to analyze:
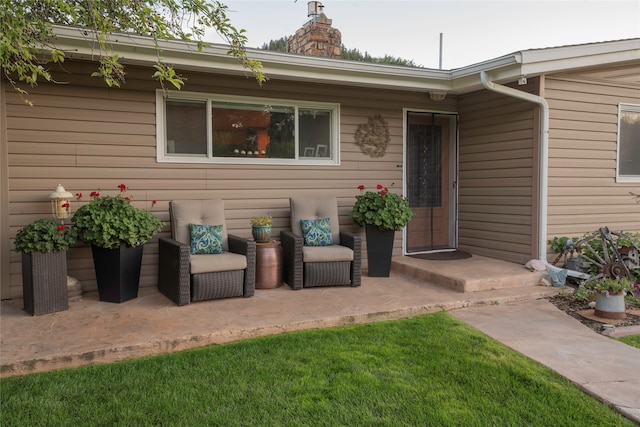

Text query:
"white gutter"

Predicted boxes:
[[480, 71, 549, 261]]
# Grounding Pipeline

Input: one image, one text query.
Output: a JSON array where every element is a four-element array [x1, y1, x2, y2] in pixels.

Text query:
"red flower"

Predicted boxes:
[[124, 197, 131, 202], [118, 184, 127, 192], [376, 184, 383, 190], [357, 185, 365, 191], [380, 191, 387, 196], [58, 225, 66, 231], [62, 202, 70, 208], [75, 192, 83, 200], [151, 200, 157, 207], [90, 191, 100, 198]]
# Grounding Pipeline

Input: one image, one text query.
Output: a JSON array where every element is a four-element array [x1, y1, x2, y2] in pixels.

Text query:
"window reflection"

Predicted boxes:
[[212, 103, 295, 159]]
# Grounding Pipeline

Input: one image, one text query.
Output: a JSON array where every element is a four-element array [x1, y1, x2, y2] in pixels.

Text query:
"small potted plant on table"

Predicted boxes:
[[72, 184, 163, 303], [250, 214, 273, 243], [14, 219, 77, 315]]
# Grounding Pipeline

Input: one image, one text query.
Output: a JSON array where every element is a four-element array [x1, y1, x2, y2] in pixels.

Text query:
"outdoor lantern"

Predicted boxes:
[[49, 184, 73, 223]]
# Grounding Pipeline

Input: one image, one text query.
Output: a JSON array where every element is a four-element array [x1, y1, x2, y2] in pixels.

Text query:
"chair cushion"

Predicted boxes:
[[170, 200, 229, 251], [290, 196, 341, 245], [189, 224, 223, 254], [300, 218, 333, 246], [302, 245, 354, 262], [190, 252, 248, 274]]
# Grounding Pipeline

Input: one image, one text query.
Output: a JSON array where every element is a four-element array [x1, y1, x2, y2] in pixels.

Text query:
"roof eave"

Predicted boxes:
[[50, 26, 640, 95], [51, 25, 453, 92]]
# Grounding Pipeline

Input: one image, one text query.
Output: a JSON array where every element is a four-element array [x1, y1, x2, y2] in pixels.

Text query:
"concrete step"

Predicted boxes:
[[391, 254, 545, 293]]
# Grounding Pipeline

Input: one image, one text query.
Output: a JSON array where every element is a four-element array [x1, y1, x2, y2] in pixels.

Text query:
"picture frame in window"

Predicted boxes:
[[303, 147, 315, 157], [315, 144, 328, 157]]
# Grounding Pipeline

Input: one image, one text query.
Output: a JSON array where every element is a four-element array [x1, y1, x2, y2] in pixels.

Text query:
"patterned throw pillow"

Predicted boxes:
[[189, 224, 223, 255], [300, 218, 333, 246]]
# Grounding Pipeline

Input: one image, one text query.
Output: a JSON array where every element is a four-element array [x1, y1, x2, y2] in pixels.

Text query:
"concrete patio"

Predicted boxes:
[[0, 253, 551, 376], [1, 254, 638, 423]]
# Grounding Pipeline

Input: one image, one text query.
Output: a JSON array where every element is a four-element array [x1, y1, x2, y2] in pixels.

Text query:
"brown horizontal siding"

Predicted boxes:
[[544, 65, 640, 243], [457, 81, 538, 264], [571, 64, 640, 83], [3, 60, 453, 299]]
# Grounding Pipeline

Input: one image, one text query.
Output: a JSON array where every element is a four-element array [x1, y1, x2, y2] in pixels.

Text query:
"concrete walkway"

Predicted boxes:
[[451, 299, 640, 424]]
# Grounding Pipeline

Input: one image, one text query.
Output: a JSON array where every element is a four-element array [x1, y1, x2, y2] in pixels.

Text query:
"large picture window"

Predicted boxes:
[[617, 103, 640, 182], [157, 91, 339, 165]]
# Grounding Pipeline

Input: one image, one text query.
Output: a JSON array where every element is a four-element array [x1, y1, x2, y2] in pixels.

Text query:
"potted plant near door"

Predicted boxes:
[[350, 183, 413, 277], [14, 219, 77, 315], [72, 184, 163, 303]]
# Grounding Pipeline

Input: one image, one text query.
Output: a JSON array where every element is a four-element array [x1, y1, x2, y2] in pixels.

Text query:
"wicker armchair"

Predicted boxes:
[[280, 196, 361, 290], [158, 200, 256, 305]]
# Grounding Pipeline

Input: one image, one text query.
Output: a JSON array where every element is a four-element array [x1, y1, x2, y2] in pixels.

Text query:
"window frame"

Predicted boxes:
[[616, 103, 640, 183], [156, 90, 341, 166]]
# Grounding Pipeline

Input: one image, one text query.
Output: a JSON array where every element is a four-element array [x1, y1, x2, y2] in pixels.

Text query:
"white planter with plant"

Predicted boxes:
[[576, 276, 637, 320]]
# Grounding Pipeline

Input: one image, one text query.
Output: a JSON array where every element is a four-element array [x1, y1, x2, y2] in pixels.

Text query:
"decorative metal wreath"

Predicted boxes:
[[354, 114, 390, 158]]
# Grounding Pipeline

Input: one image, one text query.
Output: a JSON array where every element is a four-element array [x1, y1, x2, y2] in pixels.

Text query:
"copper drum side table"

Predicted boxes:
[[255, 241, 283, 289]]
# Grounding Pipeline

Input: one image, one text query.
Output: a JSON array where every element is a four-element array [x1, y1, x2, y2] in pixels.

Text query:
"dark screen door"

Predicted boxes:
[[405, 112, 456, 252]]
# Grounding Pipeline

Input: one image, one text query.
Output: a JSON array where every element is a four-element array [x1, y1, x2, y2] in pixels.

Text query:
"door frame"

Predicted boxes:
[[402, 108, 459, 255]]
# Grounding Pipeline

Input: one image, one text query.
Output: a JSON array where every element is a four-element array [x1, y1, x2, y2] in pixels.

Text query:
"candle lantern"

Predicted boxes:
[[49, 184, 73, 223]]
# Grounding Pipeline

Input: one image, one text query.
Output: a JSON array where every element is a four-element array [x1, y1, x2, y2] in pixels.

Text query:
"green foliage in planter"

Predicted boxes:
[[14, 219, 76, 253], [351, 184, 413, 231], [72, 186, 163, 249], [250, 214, 272, 226], [575, 276, 638, 302]]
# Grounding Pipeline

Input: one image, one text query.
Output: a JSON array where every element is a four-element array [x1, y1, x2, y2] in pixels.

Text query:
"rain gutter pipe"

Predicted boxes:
[[480, 71, 550, 262]]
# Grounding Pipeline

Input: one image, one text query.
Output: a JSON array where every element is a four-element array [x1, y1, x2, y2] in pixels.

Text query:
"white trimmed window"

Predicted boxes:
[[156, 90, 340, 165], [617, 103, 640, 182]]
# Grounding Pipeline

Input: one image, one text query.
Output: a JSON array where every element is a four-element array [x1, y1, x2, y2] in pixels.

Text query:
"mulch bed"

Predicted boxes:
[[547, 283, 640, 334]]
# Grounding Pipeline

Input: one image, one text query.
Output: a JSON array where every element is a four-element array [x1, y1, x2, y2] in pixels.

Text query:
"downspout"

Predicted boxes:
[[480, 71, 549, 261]]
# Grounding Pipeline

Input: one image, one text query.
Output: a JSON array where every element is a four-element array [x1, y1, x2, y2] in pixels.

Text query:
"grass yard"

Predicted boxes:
[[1, 312, 634, 426], [616, 334, 640, 349]]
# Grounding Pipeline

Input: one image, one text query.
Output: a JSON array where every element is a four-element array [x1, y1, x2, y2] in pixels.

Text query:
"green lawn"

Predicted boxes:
[[616, 334, 640, 349], [1, 312, 634, 426]]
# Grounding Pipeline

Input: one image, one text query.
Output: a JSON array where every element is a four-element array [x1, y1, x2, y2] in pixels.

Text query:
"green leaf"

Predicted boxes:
[[2, 0, 264, 100]]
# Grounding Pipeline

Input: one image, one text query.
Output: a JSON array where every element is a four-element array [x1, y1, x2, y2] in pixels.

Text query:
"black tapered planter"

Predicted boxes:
[[91, 243, 144, 303], [365, 224, 395, 277], [22, 251, 68, 315]]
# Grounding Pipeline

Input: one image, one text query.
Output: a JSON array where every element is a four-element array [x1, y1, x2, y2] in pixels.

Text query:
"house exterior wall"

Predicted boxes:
[[2, 60, 456, 299], [457, 80, 540, 264], [1, 77, 10, 299], [544, 63, 640, 248]]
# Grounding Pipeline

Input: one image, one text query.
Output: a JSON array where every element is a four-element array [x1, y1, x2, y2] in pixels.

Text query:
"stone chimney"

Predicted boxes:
[[288, 1, 341, 59]]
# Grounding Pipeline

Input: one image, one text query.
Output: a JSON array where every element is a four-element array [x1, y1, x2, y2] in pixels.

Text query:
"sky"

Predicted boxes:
[[207, 0, 640, 69]]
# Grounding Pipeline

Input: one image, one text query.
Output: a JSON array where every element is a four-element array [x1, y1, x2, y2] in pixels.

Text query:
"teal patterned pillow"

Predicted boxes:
[[300, 218, 333, 247], [189, 223, 223, 255]]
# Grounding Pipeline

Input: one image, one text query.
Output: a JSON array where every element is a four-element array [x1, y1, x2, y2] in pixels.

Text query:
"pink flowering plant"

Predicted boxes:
[[14, 219, 77, 253], [350, 183, 413, 231], [72, 184, 162, 249]]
